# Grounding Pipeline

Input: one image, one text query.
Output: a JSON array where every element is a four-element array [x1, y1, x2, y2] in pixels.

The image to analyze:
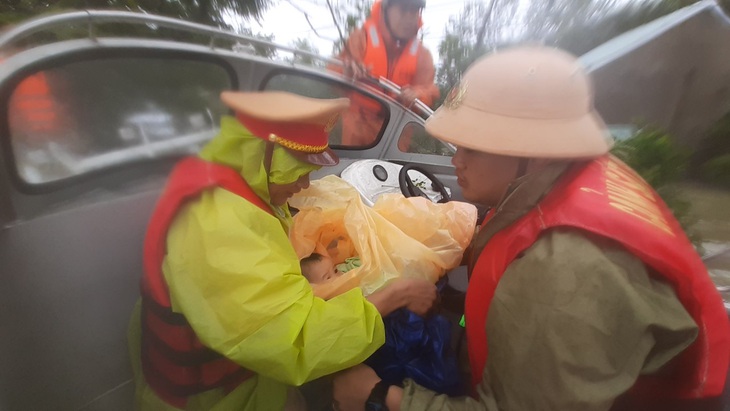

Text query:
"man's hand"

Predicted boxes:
[[343, 59, 369, 80], [397, 87, 419, 107], [367, 277, 438, 317], [333, 365, 404, 411], [332, 364, 380, 411], [400, 277, 438, 316]]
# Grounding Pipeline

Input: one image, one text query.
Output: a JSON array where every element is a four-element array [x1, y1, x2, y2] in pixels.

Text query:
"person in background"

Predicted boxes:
[[336, 0, 439, 150], [332, 46, 730, 411], [128, 90, 438, 411], [2, 23, 69, 148]]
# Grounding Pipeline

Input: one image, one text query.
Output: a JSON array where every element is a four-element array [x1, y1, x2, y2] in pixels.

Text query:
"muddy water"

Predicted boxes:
[[681, 183, 730, 310]]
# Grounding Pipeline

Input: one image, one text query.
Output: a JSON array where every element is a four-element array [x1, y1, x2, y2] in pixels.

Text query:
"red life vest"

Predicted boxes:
[[465, 155, 730, 399], [140, 156, 273, 407]]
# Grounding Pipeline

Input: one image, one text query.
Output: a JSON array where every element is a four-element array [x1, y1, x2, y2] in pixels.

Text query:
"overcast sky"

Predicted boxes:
[[250, 0, 464, 61]]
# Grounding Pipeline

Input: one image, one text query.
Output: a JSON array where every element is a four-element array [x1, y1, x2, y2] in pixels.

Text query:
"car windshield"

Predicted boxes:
[[263, 71, 454, 156], [264, 71, 389, 149]]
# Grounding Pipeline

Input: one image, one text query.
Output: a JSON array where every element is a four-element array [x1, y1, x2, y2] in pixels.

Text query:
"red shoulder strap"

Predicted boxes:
[[142, 157, 273, 306]]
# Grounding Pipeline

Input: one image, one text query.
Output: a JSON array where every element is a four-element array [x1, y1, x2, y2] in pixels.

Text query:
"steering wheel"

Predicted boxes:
[[398, 163, 451, 203]]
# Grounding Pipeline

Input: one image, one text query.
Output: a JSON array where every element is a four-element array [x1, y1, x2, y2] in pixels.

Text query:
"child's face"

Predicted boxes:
[[304, 256, 341, 284]]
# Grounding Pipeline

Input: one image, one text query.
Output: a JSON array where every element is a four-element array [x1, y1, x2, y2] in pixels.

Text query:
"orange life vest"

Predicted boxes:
[[8, 72, 62, 139], [362, 17, 421, 86], [340, 12, 422, 147], [340, 1, 425, 148], [141, 156, 272, 407], [465, 155, 730, 399]]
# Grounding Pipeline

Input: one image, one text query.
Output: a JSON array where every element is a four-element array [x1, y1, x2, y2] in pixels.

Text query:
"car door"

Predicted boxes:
[[0, 21, 247, 411]]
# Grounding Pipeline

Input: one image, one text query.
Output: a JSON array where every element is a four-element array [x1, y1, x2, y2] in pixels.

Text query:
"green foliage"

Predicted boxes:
[[287, 38, 325, 68], [435, 33, 480, 105], [0, 0, 270, 28], [435, 0, 675, 98], [701, 155, 730, 188], [692, 110, 730, 187], [610, 127, 700, 243], [408, 124, 454, 156], [331, 0, 373, 55], [551, 0, 730, 56], [611, 127, 688, 188], [552, 1, 682, 55], [234, 28, 277, 58], [435, 0, 519, 104], [1, 2, 277, 59]]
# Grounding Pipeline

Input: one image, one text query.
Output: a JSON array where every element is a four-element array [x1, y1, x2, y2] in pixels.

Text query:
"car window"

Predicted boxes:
[[398, 122, 455, 156], [263, 72, 388, 149], [7, 58, 232, 184]]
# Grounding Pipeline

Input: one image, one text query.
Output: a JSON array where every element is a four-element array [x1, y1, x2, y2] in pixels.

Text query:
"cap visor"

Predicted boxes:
[[287, 147, 340, 166], [221, 91, 350, 123]]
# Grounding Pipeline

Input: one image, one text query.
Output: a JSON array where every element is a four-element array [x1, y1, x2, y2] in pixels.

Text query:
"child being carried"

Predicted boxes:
[[291, 175, 477, 395]]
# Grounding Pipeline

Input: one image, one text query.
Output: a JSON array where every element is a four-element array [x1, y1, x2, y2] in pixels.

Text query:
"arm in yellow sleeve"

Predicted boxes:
[[163, 188, 385, 386]]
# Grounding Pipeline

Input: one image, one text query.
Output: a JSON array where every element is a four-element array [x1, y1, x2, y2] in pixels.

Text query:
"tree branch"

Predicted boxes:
[[283, 0, 325, 39]]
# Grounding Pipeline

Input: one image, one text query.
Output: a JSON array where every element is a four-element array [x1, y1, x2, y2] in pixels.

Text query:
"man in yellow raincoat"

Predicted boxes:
[[128, 90, 438, 410]]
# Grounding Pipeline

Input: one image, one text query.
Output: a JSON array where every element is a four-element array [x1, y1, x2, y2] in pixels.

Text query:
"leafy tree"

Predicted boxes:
[[436, 0, 622, 98], [549, 1, 698, 55], [553, 0, 730, 55], [694, 111, 730, 188], [520, 0, 612, 47], [436, 0, 518, 103], [0, 0, 270, 28], [612, 127, 689, 188], [610, 127, 699, 243], [434, 0, 708, 94], [233, 28, 278, 59], [1, 0, 277, 59], [330, 0, 373, 56], [701, 154, 730, 188], [287, 37, 325, 68]]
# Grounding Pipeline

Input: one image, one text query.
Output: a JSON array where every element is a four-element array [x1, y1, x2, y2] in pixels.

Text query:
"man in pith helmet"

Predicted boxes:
[[333, 46, 730, 411], [129, 90, 438, 410]]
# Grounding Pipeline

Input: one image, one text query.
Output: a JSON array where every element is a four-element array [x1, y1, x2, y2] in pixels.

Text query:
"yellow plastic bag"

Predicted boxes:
[[289, 175, 477, 299]]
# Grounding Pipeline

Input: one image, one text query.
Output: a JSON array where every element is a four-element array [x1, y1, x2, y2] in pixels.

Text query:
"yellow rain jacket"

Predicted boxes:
[[129, 116, 385, 410]]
